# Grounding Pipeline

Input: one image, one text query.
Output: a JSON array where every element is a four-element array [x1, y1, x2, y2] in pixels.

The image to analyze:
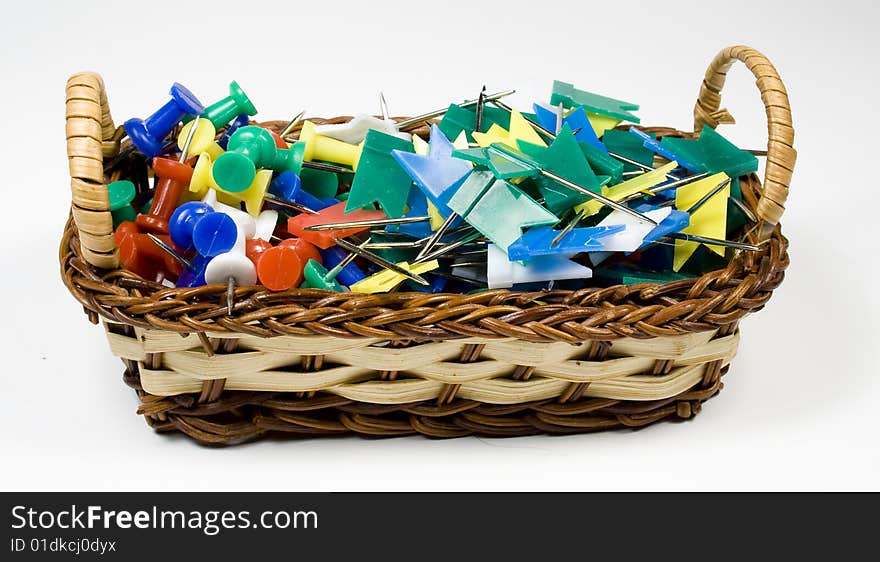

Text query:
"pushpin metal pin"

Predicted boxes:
[[302, 161, 355, 174], [549, 209, 586, 248], [663, 232, 760, 251], [279, 110, 306, 140], [684, 177, 732, 215], [539, 169, 658, 225], [303, 216, 430, 231], [414, 230, 483, 264], [395, 89, 516, 131], [620, 171, 710, 204], [415, 211, 456, 261], [178, 116, 200, 163], [379, 92, 390, 121], [730, 196, 758, 222], [263, 194, 318, 214], [474, 86, 486, 133], [333, 237, 431, 286], [226, 277, 235, 316], [145, 233, 195, 271]]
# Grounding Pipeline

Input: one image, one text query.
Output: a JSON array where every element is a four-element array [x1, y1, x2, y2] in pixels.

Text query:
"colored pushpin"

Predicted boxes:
[[278, 110, 306, 141], [301, 237, 370, 291], [447, 171, 558, 250], [191, 212, 238, 257], [255, 244, 304, 291], [395, 89, 516, 131], [297, 121, 363, 171], [212, 126, 305, 193], [486, 244, 592, 289], [201, 189, 257, 239], [106, 180, 137, 227], [186, 153, 217, 198], [215, 168, 273, 217], [391, 125, 473, 218], [287, 201, 386, 249], [672, 172, 732, 271], [168, 201, 214, 251], [135, 157, 194, 234], [177, 119, 223, 161], [116, 224, 183, 280], [319, 245, 367, 286], [200, 81, 258, 129], [269, 170, 336, 212], [507, 224, 624, 261], [204, 214, 257, 300], [301, 260, 346, 291], [219, 113, 251, 149], [124, 83, 205, 158], [334, 237, 431, 286], [345, 129, 415, 218]]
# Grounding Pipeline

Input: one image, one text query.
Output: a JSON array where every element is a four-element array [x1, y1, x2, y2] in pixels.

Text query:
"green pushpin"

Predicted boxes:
[[550, 80, 640, 123], [345, 129, 414, 218], [516, 124, 610, 214], [601, 129, 656, 173], [300, 167, 339, 200], [200, 81, 258, 129], [212, 126, 305, 192], [438, 103, 511, 143], [301, 259, 345, 291], [106, 180, 137, 227], [660, 125, 759, 178]]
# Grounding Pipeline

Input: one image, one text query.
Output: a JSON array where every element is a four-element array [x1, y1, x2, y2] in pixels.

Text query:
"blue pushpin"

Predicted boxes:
[[124, 83, 205, 158], [175, 254, 211, 288], [391, 125, 473, 218], [269, 170, 336, 212], [191, 212, 238, 257], [405, 275, 448, 293], [319, 246, 367, 286], [169, 201, 213, 252], [218, 113, 251, 150], [386, 187, 435, 239], [532, 104, 606, 153], [629, 128, 702, 173], [507, 224, 625, 261]]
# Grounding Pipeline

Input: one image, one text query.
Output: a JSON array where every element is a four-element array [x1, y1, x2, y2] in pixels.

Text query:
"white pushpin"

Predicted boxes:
[[254, 209, 278, 242], [204, 215, 258, 287], [314, 93, 411, 144], [588, 206, 672, 265], [202, 189, 257, 239], [486, 244, 592, 289]]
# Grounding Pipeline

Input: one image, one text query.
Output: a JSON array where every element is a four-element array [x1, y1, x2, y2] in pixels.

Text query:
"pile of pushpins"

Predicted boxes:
[[108, 79, 761, 296]]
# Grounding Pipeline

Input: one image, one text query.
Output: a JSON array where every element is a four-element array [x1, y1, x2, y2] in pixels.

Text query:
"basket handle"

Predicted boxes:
[[693, 45, 796, 240], [66, 71, 119, 268]]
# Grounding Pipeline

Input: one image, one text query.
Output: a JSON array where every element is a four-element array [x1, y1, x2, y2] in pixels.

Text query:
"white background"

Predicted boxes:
[[0, 0, 877, 491]]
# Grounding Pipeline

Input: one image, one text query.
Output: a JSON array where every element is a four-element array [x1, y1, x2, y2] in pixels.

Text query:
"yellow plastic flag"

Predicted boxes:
[[586, 112, 621, 138], [349, 260, 440, 294], [411, 132, 429, 155], [472, 110, 546, 148], [673, 172, 731, 271]]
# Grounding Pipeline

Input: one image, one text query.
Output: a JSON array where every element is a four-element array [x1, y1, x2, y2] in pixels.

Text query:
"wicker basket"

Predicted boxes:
[[61, 45, 794, 444]]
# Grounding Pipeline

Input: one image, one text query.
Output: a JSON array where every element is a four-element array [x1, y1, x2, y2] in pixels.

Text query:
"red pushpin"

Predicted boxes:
[[287, 201, 386, 249], [115, 222, 183, 279], [245, 238, 272, 262], [136, 157, 194, 234], [255, 245, 304, 291], [279, 238, 321, 264]]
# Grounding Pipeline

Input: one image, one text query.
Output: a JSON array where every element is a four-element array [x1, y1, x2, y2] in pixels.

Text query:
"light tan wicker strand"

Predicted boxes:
[[693, 45, 796, 240], [66, 71, 118, 268]]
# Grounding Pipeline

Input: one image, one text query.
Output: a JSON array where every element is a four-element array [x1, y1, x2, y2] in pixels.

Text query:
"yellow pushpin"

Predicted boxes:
[[186, 153, 219, 199], [472, 110, 546, 148], [298, 121, 363, 171], [177, 119, 224, 160], [672, 172, 731, 271], [349, 260, 440, 294], [574, 161, 679, 217], [214, 169, 273, 217]]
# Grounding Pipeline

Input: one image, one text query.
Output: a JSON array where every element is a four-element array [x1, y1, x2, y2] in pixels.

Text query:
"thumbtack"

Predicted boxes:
[[116, 224, 183, 280], [395, 89, 516, 131], [204, 217, 258, 309], [200, 81, 258, 129], [191, 212, 238, 257], [106, 180, 137, 227], [218, 114, 251, 149], [334, 236, 430, 286], [215, 168, 273, 217], [301, 238, 369, 291], [268, 170, 335, 213], [177, 118, 223, 161], [168, 201, 214, 251], [255, 244, 304, 291], [178, 115, 201, 163], [136, 157, 194, 234], [124, 83, 205, 158]]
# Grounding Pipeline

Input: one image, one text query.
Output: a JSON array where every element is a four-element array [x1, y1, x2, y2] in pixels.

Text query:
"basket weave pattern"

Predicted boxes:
[[61, 46, 794, 443]]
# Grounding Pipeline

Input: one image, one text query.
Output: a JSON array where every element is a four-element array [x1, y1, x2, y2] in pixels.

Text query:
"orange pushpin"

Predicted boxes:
[[279, 238, 321, 264], [136, 157, 194, 234], [116, 222, 183, 279], [287, 201, 386, 249], [255, 245, 304, 291]]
